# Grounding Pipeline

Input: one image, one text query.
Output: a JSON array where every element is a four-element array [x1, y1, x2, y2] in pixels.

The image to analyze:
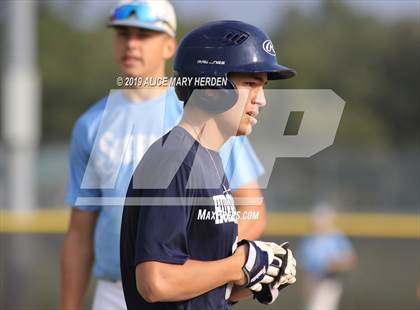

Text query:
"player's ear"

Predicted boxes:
[[163, 36, 177, 60]]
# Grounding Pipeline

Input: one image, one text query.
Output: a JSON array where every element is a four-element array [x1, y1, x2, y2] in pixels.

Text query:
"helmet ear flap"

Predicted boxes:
[[200, 78, 238, 113], [174, 71, 193, 103], [175, 77, 239, 114], [174, 84, 192, 103]]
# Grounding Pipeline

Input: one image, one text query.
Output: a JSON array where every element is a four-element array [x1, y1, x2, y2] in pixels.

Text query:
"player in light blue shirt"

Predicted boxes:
[[297, 204, 357, 310], [60, 1, 267, 309], [65, 88, 264, 280]]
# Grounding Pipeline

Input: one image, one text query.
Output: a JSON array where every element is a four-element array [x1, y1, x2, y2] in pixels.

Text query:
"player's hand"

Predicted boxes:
[[253, 242, 297, 305], [234, 239, 286, 291]]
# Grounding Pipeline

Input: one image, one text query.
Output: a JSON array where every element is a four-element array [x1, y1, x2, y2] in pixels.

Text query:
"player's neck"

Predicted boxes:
[[122, 86, 167, 102], [179, 119, 228, 152]]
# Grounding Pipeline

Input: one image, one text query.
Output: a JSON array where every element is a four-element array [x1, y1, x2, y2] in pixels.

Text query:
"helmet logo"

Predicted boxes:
[[197, 60, 226, 65], [262, 40, 276, 56]]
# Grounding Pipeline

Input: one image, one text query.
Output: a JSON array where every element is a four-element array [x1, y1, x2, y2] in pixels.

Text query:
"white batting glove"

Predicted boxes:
[[273, 243, 297, 289], [250, 241, 288, 292], [253, 242, 297, 305], [236, 240, 285, 292]]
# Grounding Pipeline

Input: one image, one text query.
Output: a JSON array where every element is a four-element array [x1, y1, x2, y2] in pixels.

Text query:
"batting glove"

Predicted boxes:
[[253, 242, 297, 305], [236, 239, 286, 292]]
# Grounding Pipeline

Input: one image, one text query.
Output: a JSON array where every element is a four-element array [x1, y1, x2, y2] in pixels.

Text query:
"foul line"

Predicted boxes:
[[0, 209, 418, 238]]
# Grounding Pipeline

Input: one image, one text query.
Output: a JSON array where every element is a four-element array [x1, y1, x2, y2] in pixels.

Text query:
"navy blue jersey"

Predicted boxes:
[[120, 126, 238, 310]]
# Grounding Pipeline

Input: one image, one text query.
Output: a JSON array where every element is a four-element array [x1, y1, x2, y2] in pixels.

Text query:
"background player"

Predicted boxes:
[[120, 20, 297, 309], [61, 1, 268, 309], [298, 203, 357, 310]]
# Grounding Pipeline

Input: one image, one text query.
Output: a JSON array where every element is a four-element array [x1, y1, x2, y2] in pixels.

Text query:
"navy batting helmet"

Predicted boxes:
[[173, 20, 296, 113]]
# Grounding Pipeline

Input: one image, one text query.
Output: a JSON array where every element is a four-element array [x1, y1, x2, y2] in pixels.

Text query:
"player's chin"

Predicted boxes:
[[236, 124, 253, 136], [121, 66, 144, 78]]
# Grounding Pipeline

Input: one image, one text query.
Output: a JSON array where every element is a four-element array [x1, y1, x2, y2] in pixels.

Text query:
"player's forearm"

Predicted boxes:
[[234, 184, 267, 239], [136, 246, 247, 302], [60, 232, 94, 310], [328, 252, 357, 273], [237, 203, 267, 240]]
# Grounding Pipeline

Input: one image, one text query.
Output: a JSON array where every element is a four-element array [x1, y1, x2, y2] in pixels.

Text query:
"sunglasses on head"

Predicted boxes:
[[111, 3, 174, 32]]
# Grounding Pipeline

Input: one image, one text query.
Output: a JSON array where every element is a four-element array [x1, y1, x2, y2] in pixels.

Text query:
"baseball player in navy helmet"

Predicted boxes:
[[61, 1, 276, 309], [120, 20, 297, 309]]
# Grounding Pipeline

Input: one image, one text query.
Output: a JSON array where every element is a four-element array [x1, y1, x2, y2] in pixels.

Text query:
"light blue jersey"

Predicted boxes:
[[65, 88, 264, 280]]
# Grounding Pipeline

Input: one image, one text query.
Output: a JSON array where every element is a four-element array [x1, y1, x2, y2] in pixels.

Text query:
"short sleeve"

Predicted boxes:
[[220, 136, 264, 190], [64, 118, 102, 212], [335, 234, 354, 255], [133, 162, 193, 265]]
